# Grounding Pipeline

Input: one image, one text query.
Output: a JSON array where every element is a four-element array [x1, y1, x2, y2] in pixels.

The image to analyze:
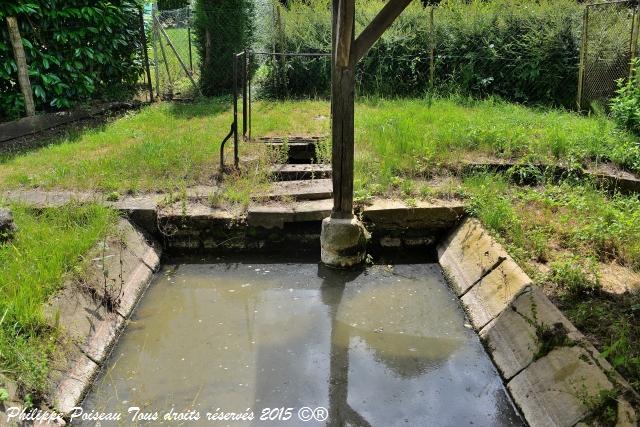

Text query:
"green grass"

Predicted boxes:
[[0, 96, 637, 197], [0, 204, 116, 396]]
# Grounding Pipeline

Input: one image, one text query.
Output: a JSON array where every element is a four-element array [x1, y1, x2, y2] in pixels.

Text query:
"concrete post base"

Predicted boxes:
[[320, 216, 368, 268]]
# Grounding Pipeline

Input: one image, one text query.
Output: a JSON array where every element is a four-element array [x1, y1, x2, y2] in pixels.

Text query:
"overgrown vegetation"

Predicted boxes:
[[0, 1, 143, 119], [611, 58, 640, 136], [2, 97, 639, 194], [0, 204, 115, 396], [259, 0, 582, 106]]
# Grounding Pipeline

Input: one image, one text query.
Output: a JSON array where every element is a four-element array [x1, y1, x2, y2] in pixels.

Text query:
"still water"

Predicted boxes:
[[80, 258, 523, 426]]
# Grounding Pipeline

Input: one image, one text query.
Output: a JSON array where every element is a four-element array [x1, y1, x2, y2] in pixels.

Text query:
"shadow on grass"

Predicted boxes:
[[166, 96, 231, 119], [0, 117, 113, 164]]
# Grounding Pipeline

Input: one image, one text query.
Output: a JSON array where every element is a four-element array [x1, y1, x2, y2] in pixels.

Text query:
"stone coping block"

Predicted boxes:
[[460, 256, 532, 329], [361, 199, 465, 231], [45, 219, 160, 416], [507, 346, 614, 427], [480, 286, 583, 380], [438, 218, 515, 296], [247, 199, 332, 229]]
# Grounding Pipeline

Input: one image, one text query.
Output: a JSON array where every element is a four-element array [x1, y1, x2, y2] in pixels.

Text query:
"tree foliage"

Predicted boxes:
[[193, 0, 254, 96], [260, 0, 582, 107], [0, 1, 143, 120]]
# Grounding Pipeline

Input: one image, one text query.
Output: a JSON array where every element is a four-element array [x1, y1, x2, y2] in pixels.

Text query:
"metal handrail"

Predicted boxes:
[[218, 50, 330, 174]]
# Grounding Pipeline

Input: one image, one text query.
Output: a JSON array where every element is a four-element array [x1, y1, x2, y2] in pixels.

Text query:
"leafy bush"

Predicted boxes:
[[611, 58, 640, 135], [258, 0, 582, 106], [0, 1, 144, 120], [193, 0, 254, 95]]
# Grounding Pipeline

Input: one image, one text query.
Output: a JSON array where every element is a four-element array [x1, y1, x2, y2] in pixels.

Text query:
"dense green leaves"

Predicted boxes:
[[611, 58, 640, 136], [260, 0, 582, 107], [0, 1, 143, 119]]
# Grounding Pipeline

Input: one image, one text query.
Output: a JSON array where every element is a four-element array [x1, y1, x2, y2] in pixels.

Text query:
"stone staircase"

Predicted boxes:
[[248, 136, 333, 228]]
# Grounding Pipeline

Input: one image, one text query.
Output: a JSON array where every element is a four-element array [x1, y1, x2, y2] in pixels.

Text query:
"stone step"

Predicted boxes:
[[269, 164, 332, 181], [264, 142, 318, 163], [247, 199, 332, 229], [262, 178, 332, 201], [257, 136, 324, 144]]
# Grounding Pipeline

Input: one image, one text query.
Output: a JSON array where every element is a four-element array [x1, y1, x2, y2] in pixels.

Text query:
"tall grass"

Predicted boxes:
[[0, 204, 116, 395]]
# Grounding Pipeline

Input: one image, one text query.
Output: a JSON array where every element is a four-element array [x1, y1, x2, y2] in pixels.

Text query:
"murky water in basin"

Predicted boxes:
[[80, 259, 522, 426]]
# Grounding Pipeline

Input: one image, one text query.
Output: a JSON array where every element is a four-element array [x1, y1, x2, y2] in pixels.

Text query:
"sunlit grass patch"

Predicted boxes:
[[0, 203, 116, 396]]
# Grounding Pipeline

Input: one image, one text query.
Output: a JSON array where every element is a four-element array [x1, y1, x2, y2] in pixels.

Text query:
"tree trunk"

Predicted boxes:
[[6, 16, 35, 117]]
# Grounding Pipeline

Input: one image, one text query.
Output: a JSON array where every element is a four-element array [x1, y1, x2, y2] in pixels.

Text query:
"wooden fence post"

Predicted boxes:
[[6, 16, 35, 117]]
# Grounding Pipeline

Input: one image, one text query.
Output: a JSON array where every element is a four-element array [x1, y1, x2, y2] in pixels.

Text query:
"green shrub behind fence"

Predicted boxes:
[[258, 0, 583, 107]]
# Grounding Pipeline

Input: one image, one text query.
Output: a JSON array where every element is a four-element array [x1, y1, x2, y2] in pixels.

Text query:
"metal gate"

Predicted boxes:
[[577, 0, 640, 111]]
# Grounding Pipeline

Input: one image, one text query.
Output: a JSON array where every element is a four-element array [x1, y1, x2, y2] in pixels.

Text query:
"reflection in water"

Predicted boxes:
[[80, 261, 522, 426]]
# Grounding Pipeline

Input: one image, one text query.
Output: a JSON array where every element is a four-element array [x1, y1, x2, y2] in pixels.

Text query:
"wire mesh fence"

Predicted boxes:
[[150, 3, 199, 99], [578, 0, 639, 111], [245, 0, 639, 113]]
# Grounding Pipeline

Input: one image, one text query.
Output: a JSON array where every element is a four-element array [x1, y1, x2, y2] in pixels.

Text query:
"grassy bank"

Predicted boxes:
[[0, 97, 638, 196], [0, 204, 115, 397], [460, 174, 640, 391]]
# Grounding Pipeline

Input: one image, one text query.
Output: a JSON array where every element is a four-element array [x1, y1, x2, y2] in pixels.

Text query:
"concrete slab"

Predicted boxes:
[[480, 286, 582, 380], [1, 190, 97, 207], [45, 287, 125, 364], [362, 199, 465, 230], [247, 199, 332, 228], [48, 343, 100, 415], [265, 179, 332, 201], [45, 219, 160, 415], [461, 256, 532, 329], [438, 218, 513, 296], [269, 164, 331, 181], [616, 398, 638, 427], [507, 346, 614, 427]]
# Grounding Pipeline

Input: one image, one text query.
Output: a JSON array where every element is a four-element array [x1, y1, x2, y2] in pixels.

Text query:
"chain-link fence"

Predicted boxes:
[[578, 0, 639, 111], [242, 0, 640, 113], [150, 2, 200, 99]]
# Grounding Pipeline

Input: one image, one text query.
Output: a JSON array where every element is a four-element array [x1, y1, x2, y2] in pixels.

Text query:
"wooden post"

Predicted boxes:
[[139, 8, 154, 102], [151, 3, 160, 98], [330, 0, 413, 218], [577, 7, 589, 111], [6, 16, 35, 117], [429, 7, 435, 96], [331, 0, 356, 219]]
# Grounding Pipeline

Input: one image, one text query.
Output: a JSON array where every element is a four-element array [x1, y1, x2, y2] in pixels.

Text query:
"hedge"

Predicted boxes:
[[0, 1, 143, 120], [193, 0, 254, 96], [258, 0, 583, 107]]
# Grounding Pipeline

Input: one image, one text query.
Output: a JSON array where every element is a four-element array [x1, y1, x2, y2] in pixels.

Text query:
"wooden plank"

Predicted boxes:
[[6, 16, 35, 117], [352, 0, 413, 63]]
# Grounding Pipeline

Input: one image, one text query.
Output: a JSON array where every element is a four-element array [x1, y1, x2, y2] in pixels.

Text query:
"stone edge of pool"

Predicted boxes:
[[3, 218, 162, 426], [439, 218, 639, 427], [1, 197, 637, 426]]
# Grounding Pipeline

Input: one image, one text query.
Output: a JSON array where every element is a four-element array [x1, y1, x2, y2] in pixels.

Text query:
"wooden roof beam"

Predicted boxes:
[[352, 0, 413, 63]]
